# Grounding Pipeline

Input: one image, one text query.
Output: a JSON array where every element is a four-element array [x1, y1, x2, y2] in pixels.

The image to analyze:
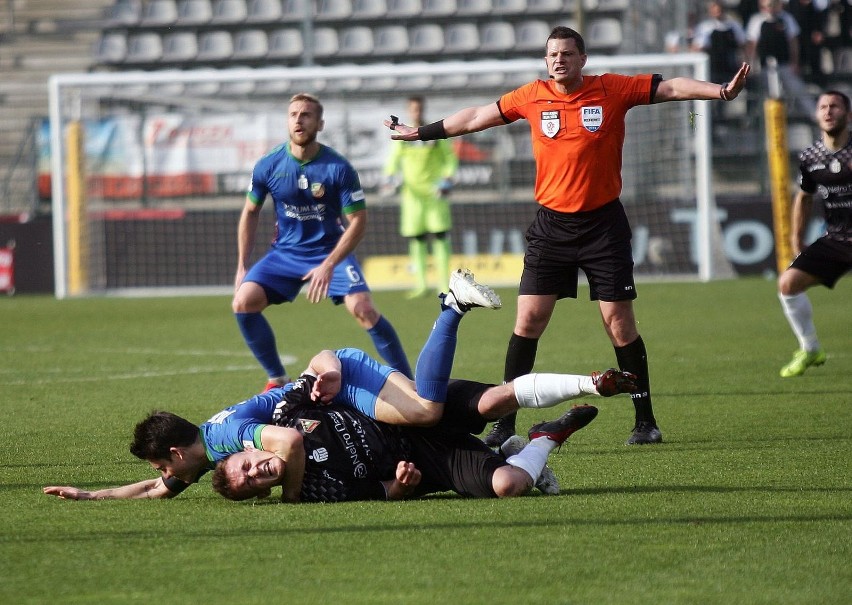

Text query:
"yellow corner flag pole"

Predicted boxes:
[[66, 120, 88, 296], [763, 59, 794, 274]]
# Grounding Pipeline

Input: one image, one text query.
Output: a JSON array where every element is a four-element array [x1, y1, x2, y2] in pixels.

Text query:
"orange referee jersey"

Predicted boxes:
[[498, 73, 656, 213]]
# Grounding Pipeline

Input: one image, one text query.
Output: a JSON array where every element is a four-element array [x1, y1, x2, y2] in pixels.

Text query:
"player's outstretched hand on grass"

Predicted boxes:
[[43, 486, 94, 500]]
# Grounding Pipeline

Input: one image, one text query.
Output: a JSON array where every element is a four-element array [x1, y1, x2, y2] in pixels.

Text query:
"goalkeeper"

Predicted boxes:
[[383, 96, 458, 298], [386, 26, 750, 447]]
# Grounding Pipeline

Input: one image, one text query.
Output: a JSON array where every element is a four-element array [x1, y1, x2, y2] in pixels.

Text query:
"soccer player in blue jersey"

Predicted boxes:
[[234, 92, 412, 391], [43, 271, 636, 501]]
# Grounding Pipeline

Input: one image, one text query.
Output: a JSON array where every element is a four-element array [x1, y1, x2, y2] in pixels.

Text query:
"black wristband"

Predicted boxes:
[[418, 120, 447, 141]]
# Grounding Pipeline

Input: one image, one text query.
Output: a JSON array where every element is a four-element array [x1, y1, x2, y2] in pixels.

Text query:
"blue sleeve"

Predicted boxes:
[[340, 162, 366, 215], [247, 158, 268, 205]]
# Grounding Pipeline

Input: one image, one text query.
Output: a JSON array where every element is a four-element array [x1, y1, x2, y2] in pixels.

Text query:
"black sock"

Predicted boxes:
[[499, 333, 539, 427], [614, 335, 656, 425]]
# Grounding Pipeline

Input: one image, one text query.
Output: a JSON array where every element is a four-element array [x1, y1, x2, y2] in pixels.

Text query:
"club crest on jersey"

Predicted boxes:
[[581, 106, 603, 132], [311, 182, 325, 198], [540, 110, 560, 138], [299, 418, 321, 433]]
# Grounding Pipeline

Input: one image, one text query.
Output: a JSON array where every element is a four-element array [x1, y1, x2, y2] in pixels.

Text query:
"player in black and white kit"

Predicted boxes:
[[213, 373, 608, 502], [777, 90, 852, 377]]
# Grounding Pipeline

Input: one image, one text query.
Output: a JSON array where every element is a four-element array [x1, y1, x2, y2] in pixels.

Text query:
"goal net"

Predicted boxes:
[[48, 54, 730, 298]]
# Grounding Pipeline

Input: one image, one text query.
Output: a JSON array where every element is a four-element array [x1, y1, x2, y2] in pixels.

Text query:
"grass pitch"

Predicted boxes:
[[1, 278, 849, 604]]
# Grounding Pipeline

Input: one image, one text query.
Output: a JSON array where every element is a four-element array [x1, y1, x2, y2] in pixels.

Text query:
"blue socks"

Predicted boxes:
[[368, 315, 413, 379], [414, 308, 462, 402], [235, 312, 285, 379]]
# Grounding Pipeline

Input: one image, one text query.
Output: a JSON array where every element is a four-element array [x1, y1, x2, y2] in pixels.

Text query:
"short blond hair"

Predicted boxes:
[[289, 92, 324, 119]]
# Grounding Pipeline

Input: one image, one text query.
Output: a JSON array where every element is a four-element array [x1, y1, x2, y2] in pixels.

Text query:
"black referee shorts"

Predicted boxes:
[[520, 199, 637, 302], [790, 236, 852, 288]]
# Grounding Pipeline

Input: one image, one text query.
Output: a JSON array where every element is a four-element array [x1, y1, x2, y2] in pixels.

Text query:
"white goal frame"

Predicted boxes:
[[49, 54, 723, 299]]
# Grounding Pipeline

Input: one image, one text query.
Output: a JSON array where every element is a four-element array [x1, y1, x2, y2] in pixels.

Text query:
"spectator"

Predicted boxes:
[[788, 0, 829, 86], [692, 1, 748, 125], [746, 0, 816, 117]]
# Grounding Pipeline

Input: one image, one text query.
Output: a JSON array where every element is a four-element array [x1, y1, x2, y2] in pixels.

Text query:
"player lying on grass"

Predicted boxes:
[[42, 363, 634, 501], [213, 400, 601, 502], [43, 269, 637, 500]]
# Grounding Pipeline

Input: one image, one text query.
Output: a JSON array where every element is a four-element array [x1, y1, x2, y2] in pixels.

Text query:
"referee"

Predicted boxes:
[[386, 26, 750, 445]]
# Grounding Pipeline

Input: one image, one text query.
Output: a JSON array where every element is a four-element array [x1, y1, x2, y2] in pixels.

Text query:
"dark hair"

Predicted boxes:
[[211, 459, 272, 501], [547, 26, 586, 55], [129, 411, 198, 460], [821, 90, 851, 112]]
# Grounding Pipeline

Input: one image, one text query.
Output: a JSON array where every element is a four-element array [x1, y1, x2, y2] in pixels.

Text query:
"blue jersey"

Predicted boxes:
[[247, 143, 367, 256], [199, 390, 285, 463]]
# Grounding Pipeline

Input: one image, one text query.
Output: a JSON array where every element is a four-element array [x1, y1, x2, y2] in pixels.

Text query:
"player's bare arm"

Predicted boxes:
[[306, 350, 343, 402], [43, 477, 176, 500], [654, 62, 750, 102], [789, 191, 814, 255], [303, 209, 367, 303], [235, 197, 262, 290], [385, 103, 504, 141], [259, 426, 305, 503]]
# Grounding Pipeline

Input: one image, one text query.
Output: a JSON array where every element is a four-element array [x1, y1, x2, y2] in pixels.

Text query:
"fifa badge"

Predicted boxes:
[[581, 106, 603, 132], [541, 110, 560, 138]]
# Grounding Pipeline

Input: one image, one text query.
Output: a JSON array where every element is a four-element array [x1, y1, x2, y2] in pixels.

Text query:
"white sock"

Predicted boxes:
[[512, 373, 596, 409], [779, 293, 820, 351], [505, 438, 554, 482]]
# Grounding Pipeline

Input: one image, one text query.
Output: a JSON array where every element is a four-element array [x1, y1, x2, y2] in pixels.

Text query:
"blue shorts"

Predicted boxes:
[[332, 348, 396, 418], [244, 249, 370, 305]]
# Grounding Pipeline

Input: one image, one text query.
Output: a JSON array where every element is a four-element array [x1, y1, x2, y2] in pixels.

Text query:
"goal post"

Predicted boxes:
[[48, 54, 728, 299]]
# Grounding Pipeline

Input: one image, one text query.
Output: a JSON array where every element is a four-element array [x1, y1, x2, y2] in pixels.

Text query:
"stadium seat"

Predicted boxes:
[[107, 0, 142, 26], [421, 0, 456, 17], [312, 27, 340, 58], [125, 33, 163, 63], [409, 23, 444, 55], [372, 25, 409, 56], [338, 26, 374, 57], [141, 0, 178, 26], [835, 48, 852, 74], [491, 0, 525, 15], [480, 22, 515, 51], [444, 23, 479, 53], [352, 0, 387, 19], [161, 31, 199, 63], [267, 28, 303, 59], [316, 0, 353, 20], [584, 0, 629, 10], [787, 123, 815, 151], [386, 0, 421, 17], [396, 62, 433, 89], [176, 0, 213, 25], [245, 0, 283, 22], [210, 0, 248, 23], [93, 32, 128, 64], [220, 68, 257, 95], [587, 18, 622, 50], [456, 0, 491, 15], [514, 20, 550, 51], [196, 30, 234, 61], [232, 29, 268, 60], [184, 68, 221, 95], [527, 0, 564, 13], [358, 63, 397, 90]]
